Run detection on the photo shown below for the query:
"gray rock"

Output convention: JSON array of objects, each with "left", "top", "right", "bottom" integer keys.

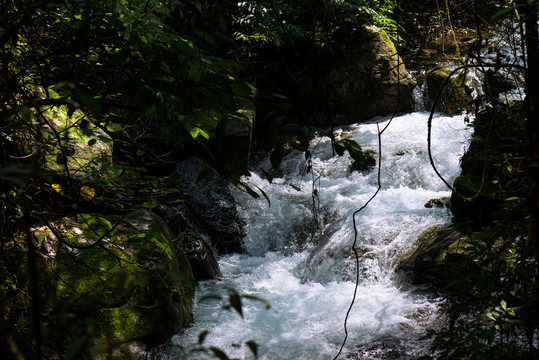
[
  {"left": 424, "top": 197, "right": 450, "bottom": 208},
  {"left": 156, "top": 204, "right": 221, "bottom": 280},
  {"left": 175, "top": 157, "right": 245, "bottom": 254}
]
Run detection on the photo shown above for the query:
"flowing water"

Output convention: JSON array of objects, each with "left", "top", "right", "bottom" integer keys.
[{"left": 167, "top": 112, "right": 472, "bottom": 359}]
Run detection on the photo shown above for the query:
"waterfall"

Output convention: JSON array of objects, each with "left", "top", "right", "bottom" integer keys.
[{"left": 167, "top": 112, "right": 471, "bottom": 359}]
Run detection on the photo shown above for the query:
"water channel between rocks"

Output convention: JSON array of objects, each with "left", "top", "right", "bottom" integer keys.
[{"left": 167, "top": 112, "right": 472, "bottom": 359}]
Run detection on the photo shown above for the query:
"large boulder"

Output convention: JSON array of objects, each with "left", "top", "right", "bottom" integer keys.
[
  {"left": 450, "top": 175, "right": 501, "bottom": 224},
  {"left": 25, "top": 210, "right": 195, "bottom": 359},
  {"left": 175, "top": 157, "right": 245, "bottom": 254},
  {"left": 322, "top": 25, "right": 415, "bottom": 124}
]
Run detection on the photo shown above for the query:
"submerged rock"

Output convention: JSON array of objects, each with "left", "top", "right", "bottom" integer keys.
[
  {"left": 175, "top": 157, "right": 245, "bottom": 254},
  {"left": 349, "top": 149, "right": 377, "bottom": 174}
]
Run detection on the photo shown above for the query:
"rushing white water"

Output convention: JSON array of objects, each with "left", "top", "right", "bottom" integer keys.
[{"left": 171, "top": 112, "right": 472, "bottom": 359}]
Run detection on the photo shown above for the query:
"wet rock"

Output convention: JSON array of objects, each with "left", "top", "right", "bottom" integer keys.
[
  {"left": 450, "top": 175, "right": 501, "bottom": 224},
  {"left": 156, "top": 204, "right": 221, "bottom": 280},
  {"left": 426, "top": 66, "right": 476, "bottom": 115},
  {"left": 424, "top": 197, "right": 450, "bottom": 208},
  {"left": 396, "top": 224, "right": 464, "bottom": 285},
  {"left": 484, "top": 69, "right": 517, "bottom": 99},
  {"left": 349, "top": 149, "right": 377, "bottom": 174},
  {"left": 175, "top": 157, "right": 245, "bottom": 254},
  {"left": 449, "top": 103, "right": 524, "bottom": 225},
  {"left": 214, "top": 101, "right": 256, "bottom": 171}
]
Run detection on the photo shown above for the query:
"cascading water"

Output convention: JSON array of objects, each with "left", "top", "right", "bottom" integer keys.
[{"left": 166, "top": 112, "right": 472, "bottom": 359}]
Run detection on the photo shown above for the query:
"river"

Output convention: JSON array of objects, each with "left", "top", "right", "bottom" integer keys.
[{"left": 163, "top": 111, "right": 471, "bottom": 359}]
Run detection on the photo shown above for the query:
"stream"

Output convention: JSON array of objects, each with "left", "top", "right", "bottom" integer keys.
[{"left": 165, "top": 112, "right": 472, "bottom": 359}]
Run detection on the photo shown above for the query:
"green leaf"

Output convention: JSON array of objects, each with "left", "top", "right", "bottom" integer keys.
[
  {"left": 244, "top": 184, "right": 260, "bottom": 199},
  {"left": 245, "top": 340, "right": 258, "bottom": 359},
  {"left": 343, "top": 139, "right": 365, "bottom": 163},
  {"left": 209, "top": 347, "right": 230, "bottom": 360},
  {"left": 216, "top": 118, "right": 228, "bottom": 149},
  {"left": 229, "top": 290, "right": 243, "bottom": 318},
  {"left": 259, "top": 168, "right": 273, "bottom": 184},
  {"left": 242, "top": 294, "right": 274, "bottom": 311},
  {"left": 189, "top": 126, "right": 210, "bottom": 140},
  {"left": 75, "top": 92, "right": 102, "bottom": 116},
  {"left": 230, "top": 81, "right": 254, "bottom": 98},
  {"left": 66, "top": 334, "right": 88, "bottom": 360},
  {"left": 491, "top": 5, "right": 520, "bottom": 20},
  {"left": 194, "top": 30, "right": 216, "bottom": 45},
  {"left": 169, "top": 270, "right": 194, "bottom": 282},
  {"left": 198, "top": 330, "right": 210, "bottom": 344},
  {"left": 334, "top": 142, "right": 345, "bottom": 156},
  {"left": 254, "top": 184, "right": 271, "bottom": 207},
  {"left": 106, "top": 122, "right": 123, "bottom": 132},
  {"left": 264, "top": 117, "right": 284, "bottom": 152},
  {"left": 270, "top": 141, "right": 284, "bottom": 169}
]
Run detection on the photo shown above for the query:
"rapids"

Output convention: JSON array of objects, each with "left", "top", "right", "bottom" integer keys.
[{"left": 167, "top": 112, "right": 472, "bottom": 359}]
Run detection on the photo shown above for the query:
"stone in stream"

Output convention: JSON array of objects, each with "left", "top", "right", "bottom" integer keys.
[{"left": 175, "top": 157, "right": 245, "bottom": 254}]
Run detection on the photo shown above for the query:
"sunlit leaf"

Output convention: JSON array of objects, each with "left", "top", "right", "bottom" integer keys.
[
  {"left": 52, "top": 183, "right": 64, "bottom": 195},
  {"left": 80, "top": 185, "right": 95, "bottom": 201}
]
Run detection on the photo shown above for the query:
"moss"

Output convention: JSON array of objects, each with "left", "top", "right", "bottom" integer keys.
[
  {"left": 34, "top": 87, "right": 113, "bottom": 178},
  {"left": 426, "top": 66, "right": 474, "bottom": 115},
  {"left": 30, "top": 211, "right": 195, "bottom": 359}
]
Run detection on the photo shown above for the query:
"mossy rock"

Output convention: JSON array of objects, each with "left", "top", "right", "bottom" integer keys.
[
  {"left": 426, "top": 66, "right": 475, "bottom": 115},
  {"left": 322, "top": 25, "right": 414, "bottom": 124},
  {"left": 30, "top": 210, "right": 195, "bottom": 359},
  {"left": 396, "top": 224, "right": 466, "bottom": 285},
  {"left": 449, "top": 103, "right": 525, "bottom": 225},
  {"left": 450, "top": 175, "right": 502, "bottom": 224}
]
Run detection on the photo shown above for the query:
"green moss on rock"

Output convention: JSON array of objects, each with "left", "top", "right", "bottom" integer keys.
[
  {"left": 396, "top": 224, "right": 466, "bottom": 285},
  {"left": 426, "top": 66, "right": 475, "bottom": 115},
  {"left": 30, "top": 210, "right": 195, "bottom": 359}
]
